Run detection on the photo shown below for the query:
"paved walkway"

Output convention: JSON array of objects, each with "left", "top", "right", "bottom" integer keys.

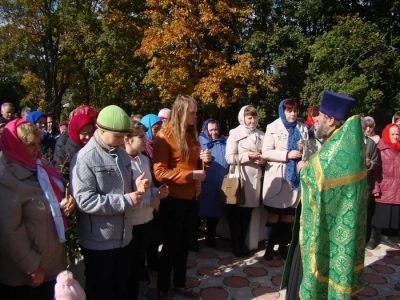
[{"left": 138, "top": 237, "right": 400, "bottom": 300}]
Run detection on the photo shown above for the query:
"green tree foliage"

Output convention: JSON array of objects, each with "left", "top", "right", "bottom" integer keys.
[
  {"left": 65, "top": 1, "right": 150, "bottom": 115},
  {"left": 0, "top": 0, "right": 399, "bottom": 126},
  {"left": 302, "top": 16, "right": 400, "bottom": 125}
]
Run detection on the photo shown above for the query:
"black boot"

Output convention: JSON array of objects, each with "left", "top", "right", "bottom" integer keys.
[
  {"left": 205, "top": 217, "right": 218, "bottom": 248},
  {"left": 189, "top": 217, "right": 201, "bottom": 252},
  {"left": 205, "top": 231, "right": 216, "bottom": 248},
  {"left": 381, "top": 235, "right": 400, "bottom": 249},
  {"left": 228, "top": 217, "right": 241, "bottom": 257},
  {"left": 263, "top": 223, "right": 277, "bottom": 261},
  {"left": 366, "top": 227, "right": 379, "bottom": 250}
]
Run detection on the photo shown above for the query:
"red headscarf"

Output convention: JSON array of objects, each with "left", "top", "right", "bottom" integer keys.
[
  {"left": 59, "top": 121, "right": 69, "bottom": 130},
  {"left": 68, "top": 114, "right": 95, "bottom": 147},
  {"left": 382, "top": 123, "right": 400, "bottom": 151},
  {"left": 69, "top": 105, "right": 97, "bottom": 121},
  {"left": 304, "top": 106, "right": 319, "bottom": 127},
  {"left": 0, "top": 119, "right": 65, "bottom": 219}
]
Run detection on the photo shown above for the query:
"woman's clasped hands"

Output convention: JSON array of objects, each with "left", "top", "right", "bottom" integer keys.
[{"left": 248, "top": 149, "right": 263, "bottom": 164}]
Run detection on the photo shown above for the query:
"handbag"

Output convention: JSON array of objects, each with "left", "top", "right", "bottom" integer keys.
[{"left": 220, "top": 156, "right": 245, "bottom": 205}]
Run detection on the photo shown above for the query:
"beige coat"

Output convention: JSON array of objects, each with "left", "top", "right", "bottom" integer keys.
[
  {"left": 226, "top": 125, "right": 265, "bottom": 208},
  {"left": 261, "top": 118, "right": 308, "bottom": 209},
  {"left": 0, "top": 155, "right": 66, "bottom": 286}
]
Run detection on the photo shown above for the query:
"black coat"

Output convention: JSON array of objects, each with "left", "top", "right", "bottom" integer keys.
[{"left": 53, "top": 136, "right": 81, "bottom": 180}]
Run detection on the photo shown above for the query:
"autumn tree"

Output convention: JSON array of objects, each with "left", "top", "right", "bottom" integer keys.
[
  {"left": 135, "top": 0, "right": 273, "bottom": 114},
  {"left": 0, "top": 0, "right": 104, "bottom": 119}
]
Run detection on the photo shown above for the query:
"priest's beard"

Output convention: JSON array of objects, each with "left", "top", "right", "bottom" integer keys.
[{"left": 315, "top": 119, "right": 330, "bottom": 140}]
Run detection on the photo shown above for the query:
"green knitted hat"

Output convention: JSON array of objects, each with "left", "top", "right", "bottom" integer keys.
[{"left": 96, "top": 105, "right": 130, "bottom": 135}]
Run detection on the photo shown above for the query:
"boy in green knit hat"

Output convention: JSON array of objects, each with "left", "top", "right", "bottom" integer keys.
[{"left": 71, "top": 105, "right": 148, "bottom": 300}]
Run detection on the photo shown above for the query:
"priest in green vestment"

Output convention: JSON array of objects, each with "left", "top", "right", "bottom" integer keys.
[{"left": 282, "top": 91, "right": 368, "bottom": 300}]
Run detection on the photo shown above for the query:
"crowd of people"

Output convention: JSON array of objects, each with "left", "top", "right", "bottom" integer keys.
[{"left": 0, "top": 92, "right": 399, "bottom": 300}]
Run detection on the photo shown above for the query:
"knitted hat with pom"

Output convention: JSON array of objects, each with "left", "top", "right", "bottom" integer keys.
[
  {"left": 54, "top": 270, "right": 86, "bottom": 300},
  {"left": 96, "top": 105, "right": 130, "bottom": 135}
]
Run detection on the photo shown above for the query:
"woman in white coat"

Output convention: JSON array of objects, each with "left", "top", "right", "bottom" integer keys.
[
  {"left": 261, "top": 99, "right": 308, "bottom": 260},
  {"left": 225, "top": 105, "right": 265, "bottom": 257}
]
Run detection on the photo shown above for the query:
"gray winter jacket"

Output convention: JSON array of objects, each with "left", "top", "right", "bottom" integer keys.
[{"left": 70, "top": 130, "right": 134, "bottom": 250}]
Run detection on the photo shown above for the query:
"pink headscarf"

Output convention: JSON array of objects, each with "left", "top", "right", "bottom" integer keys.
[{"left": 0, "top": 119, "right": 66, "bottom": 223}]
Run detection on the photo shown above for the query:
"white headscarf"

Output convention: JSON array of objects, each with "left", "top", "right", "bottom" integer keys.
[
  {"left": 238, "top": 105, "right": 258, "bottom": 134},
  {"left": 238, "top": 105, "right": 260, "bottom": 144}
]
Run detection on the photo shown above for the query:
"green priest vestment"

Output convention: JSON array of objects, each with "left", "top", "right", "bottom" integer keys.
[{"left": 298, "top": 115, "right": 368, "bottom": 299}]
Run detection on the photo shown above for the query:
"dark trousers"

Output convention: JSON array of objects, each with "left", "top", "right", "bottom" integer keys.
[
  {"left": 366, "top": 197, "right": 375, "bottom": 241},
  {"left": 226, "top": 205, "right": 253, "bottom": 252},
  {"left": 157, "top": 197, "right": 197, "bottom": 292},
  {"left": 81, "top": 242, "right": 133, "bottom": 300},
  {"left": 131, "top": 222, "right": 151, "bottom": 300},
  {"left": 0, "top": 280, "right": 55, "bottom": 300},
  {"left": 146, "top": 211, "right": 163, "bottom": 271}
]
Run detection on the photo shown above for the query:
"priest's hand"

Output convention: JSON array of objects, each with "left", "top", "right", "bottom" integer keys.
[{"left": 297, "top": 160, "right": 308, "bottom": 173}]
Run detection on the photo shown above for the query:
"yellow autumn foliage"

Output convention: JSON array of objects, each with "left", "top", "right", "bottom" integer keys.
[{"left": 135, "top": 0, "right": 273, "bottom": 106}]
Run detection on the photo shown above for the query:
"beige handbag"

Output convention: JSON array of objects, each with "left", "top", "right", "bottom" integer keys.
[{"left": 220, "top": 156, "right": 245, "bottom": 205}]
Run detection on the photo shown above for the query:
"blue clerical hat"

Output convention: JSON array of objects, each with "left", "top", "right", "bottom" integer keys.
[{"left": 319, "top": 91, "right": 355, "bottom": 121}]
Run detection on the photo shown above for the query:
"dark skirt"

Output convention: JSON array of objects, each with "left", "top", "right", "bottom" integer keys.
[
  {"left": 371, "top": 202, "right": 400, "bottom": 229},
  {"left": 264, "top": 205, "right": 296, "bottom": 216}
]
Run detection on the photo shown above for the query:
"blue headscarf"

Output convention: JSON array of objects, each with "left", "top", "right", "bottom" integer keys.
[
  {"left": 279, "top": 99, "right": 301, "bottom": 190},
  {"left": 26, "top": 111, "right": 50, "bottom": 142},
  {"left": 26, "top": 111, "right": 47, "bottom": 125},
  {"left": 140, "top": 114, "right": 161, "bottom": 140},
  {"left": 199, "top": 119, "right": 226, "bottom": 150}
]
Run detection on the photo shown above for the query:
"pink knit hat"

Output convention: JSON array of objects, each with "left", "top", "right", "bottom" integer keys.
[{"left": 54, "top": 270, "right": 86, "bottom": 300}]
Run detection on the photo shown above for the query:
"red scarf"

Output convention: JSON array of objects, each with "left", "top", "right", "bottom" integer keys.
[
  {"left": 304, "top": 106, "right": 318, "bottom": 128},
  {"left": 382, "top": 123, "right": 400, "bottom": 151},
  {"left": 0, "top": 119, "right": 67, "bottom": 226},
  {"left": 68, "top": 114, "right": 95, "bottom": 147}
]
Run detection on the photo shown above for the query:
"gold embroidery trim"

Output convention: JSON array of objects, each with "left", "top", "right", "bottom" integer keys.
[
  {"left": 312, "top": 153, "right": 367, "bottom": 191},
  {"left": 301, "top": 169, "right": 363, "bottom": 295}
]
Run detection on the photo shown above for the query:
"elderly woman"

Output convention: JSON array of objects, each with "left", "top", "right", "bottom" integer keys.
[
  {"left": 0, "top": 120, "right": 72, "bottom": 299},
  {"left": 364, "top": 116, "right": 380, "bottom": 144},
  {"left": 225, "top": 105, "right": 265, "bottom": 257},
  {"left": 197, "top": 119, "right": 230, "bottom": 248},
  {"left": 370, "top": 124, "right": 400, "bottom": 249},
  {"left": 262, "top": 99, "right": 308, "bottom": 260},
  {"left": 360, "top": 118, "right": 381, "bottom": 250}
]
